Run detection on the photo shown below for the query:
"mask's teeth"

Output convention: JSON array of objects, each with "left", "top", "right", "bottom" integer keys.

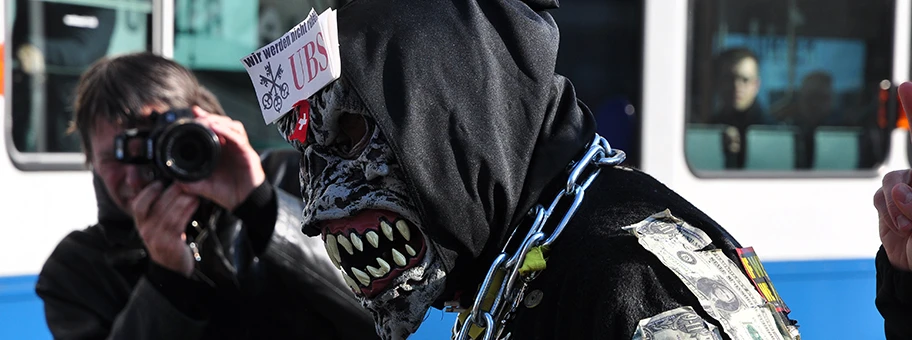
[
  {"left": 351, "top": 267, "right": 372, "bottom": 286},
  {"left": 366, "top": 231, "right": 380, "bottom": 248},
  {"left": 391, "top": 248, "right": 407, "bottom": 267},
  {"left": 381, "top": 221, "right": 395, "bottom": 241},
  {"left": 376, "top": 257, "right": 391, "bottom": 275},
  {"left": 337, "top": 234, "right": 354, "bottom": 255},
  {"left": 366, "top": 265, "right": 385, "bottom": 278},
  {"left": 325, "top": 234, "right": 342, "bottom": 268},
  {"left": 342, "top": 272, "right": 360, "bottom": 291},
  {"left": 395, "top": 220, "right": 411, "bottom": 241},
  {"left": 405, "top": 244, "right": 417, "bottom": 257},
  {"left": 350, "top": 232, "right": 364, "bottom": 252}
]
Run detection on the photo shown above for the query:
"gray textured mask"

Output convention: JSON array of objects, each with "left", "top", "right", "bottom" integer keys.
[{"left": 276, "top": 80, "right": 447, "bottom": 339}]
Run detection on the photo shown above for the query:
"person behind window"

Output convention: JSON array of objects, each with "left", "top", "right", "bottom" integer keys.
[
  {"left": 710, "top": 47, "right": 768, "bottom": 169},
  {"left": 34, "top": 52, "right": 379, "bottom": 340},
  {"left": 774, "top": 71, "right": 838, "bottom": 169},
  {"left": 11, "top": 0, "right": 117, "bottom": 152}
]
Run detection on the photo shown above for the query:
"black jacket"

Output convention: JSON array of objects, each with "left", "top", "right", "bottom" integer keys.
[
  {"left": 710, "top": 102, "right": 768, "bottom": 169},
  {"left": 507, "top": 165, "right": 777, "bottom": 339},
  {"left": 876, "top": 246, "right": 912, "bottom": 339},
  {"left": 35, "top": 150, "right": 379, "bottom": 339}
]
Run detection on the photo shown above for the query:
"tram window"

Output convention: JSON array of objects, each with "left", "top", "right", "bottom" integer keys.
[
  {"left": 8, "top": 0, "right": 152, "bottom": 155},
  {"left": 686, "top": 0, "right": 895, "bottom": 175},
  {"left": 172, "top": 0, "right": 339, "bottom": 153}
]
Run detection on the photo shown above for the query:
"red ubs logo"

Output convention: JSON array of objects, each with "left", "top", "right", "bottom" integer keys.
[{"left": 288, "top": 32, "right": 330, "bottom": 90}]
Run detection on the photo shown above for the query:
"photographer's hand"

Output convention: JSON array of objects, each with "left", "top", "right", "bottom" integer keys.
[
  {"left": 131, "top": 181, "right": 200, "bottom": 277},
  {"left": 178, "top": 107, "right": 267, "bottom": 211}
]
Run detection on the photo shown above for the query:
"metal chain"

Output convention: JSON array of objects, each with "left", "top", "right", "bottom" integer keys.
[{"left": 452, "top": 133, "right": 626, "bottom": 340}]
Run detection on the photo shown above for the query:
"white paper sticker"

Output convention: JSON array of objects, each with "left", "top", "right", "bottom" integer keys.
[{"left": 240, "top": 8, "right": 341, "bottom": 125}]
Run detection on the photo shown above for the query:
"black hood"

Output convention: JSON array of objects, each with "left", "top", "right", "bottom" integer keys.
[{"left": 336, "top": 0, "right": 597, "bottom": 293}]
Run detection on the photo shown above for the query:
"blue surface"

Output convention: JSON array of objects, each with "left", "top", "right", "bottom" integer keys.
[
  {"left": 0, "top": 275, "right": 52, "bottom": 340},
  {"left": 0, "top": 258, "right": 884, "bottom": 339},
  {"left": 763, "top": 258, "right": 883, "bottom": 340}
]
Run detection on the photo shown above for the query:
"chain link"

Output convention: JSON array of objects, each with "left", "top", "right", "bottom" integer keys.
[{"left": 452, "top": 134, "right": 626, "bottom": 340}]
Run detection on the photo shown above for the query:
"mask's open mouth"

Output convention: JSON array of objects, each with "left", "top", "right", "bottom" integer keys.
[{"left": 321, "top": 209, "right": 427, "bottom": 298}]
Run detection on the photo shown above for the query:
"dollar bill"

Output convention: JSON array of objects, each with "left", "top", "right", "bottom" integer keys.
[
  {"left": 632, "top": 306, "right": 723, "bottom": 340},
  {"left": 625, "top": 210, "right": 795, "bottom": 340},
  {"left": 623, "top": 210, "right": 713, "bottom": 251}
]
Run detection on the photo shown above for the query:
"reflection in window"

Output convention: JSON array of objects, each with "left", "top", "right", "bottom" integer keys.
[
  {"left": 173, "top": 0, "right": 338, "bottom": 153},
  {"left": 10, "top": 0, "right": 151, "bottom": 153},
  {"left": 686, "top": 0, "right": 894, "bottom": 172}
]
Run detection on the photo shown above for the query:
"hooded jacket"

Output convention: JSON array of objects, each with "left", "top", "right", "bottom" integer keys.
[
  {"left": 332, "top": 1, "right": 799, "bottom": 338},
  {"left": 34, "top": 149, "right": 379, "bottom": 340},
  {"left": 337, "top": 0, "right": 598, "bottom": 301}
]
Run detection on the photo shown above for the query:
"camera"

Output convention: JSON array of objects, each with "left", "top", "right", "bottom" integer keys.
[{"left": 114, "top": 108, "right": 221, "bottom": 183}]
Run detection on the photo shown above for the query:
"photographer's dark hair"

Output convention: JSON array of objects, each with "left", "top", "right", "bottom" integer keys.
[{"left": 70, "top": 52, "right": 226, "bottom": 162}]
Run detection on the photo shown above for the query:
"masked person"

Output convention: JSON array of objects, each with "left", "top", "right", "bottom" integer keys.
[
  {"left": 271, "top": 1, "right": 801, "bottom": 339},
  {"left": 34, "top": 52, "right": 379, "bottom": 340},
  {"left": 874, "top": 81, "right": 912, "bottom": 339}
]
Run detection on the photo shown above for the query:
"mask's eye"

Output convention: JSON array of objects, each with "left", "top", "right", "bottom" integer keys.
[{"left": 334, "top": 113, "right": 372, "bottom": 158}]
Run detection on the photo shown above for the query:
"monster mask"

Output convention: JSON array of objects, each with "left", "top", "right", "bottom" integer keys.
[
  {"left": 277, "top": 0, "right": 597, "bottom": 339},
  {"left": 277, "top": 80, "right": 447, "bottom": 338}
]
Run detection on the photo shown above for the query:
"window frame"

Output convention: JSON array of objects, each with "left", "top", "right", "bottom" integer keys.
[{"left": 4, "top": 0, "right": 164, "bottom": 171}]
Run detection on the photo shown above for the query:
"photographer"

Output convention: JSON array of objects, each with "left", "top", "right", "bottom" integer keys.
[{"left": 34, "top": 52, "right": 378, "bottom": 339}]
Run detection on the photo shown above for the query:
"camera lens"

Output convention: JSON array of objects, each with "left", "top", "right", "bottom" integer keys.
[
  {"left": 174, "top": 137, "right": 203, "bottom": 168},
  {"left": 157, "top": 122, "right": 220, "bottom": 182}
]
